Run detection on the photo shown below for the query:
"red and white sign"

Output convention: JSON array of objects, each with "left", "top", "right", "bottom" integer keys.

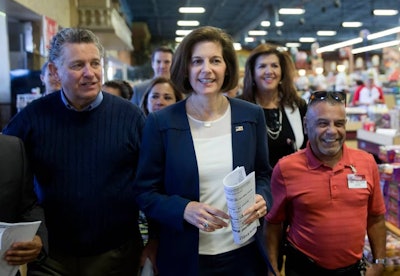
[{"left": 41, "top": 16, "right": 58, "bottom": 57}]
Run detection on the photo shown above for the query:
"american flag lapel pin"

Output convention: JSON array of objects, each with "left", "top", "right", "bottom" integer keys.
[{"left": 235, "top": 126, "right": 244, "bottom": 132}]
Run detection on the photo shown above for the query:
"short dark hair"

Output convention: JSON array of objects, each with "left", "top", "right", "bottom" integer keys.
[
  {"left": 48, "top": 28, "right": 104, "bottom": 68},
  {"left": 151, "top": 46, "right": 174, "bottom": 62},
  {"left": 103, "top": 80, "right": 133, "bottom": 100},
  {"left": 170, "top": 26, "right": 239, "bottom": 95}
]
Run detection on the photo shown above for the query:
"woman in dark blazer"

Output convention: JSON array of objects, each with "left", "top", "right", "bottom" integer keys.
[{"left": 134, "top": 26, "right": 274, "bottom": 275}]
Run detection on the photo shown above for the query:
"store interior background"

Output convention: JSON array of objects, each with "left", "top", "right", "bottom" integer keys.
[{"left": 1, "top": 0, "right": 400, "bottom": 273}]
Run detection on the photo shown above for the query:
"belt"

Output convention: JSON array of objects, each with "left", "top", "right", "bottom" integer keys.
[{"left": 285, "top": 242, "right": 362, "bottom": 276}]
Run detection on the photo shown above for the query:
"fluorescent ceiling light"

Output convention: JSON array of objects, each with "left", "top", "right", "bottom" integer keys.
[
  {"left": 352, "top": 40, "right": 400, "bottom": 54},
  {"left": 175, "top": 30, "right": 192, "bottom": 36},
  {"left": 367, "top": 26, "right": 400, "bottom": 40},
  {"left": 279, "top": 8, "right": 305, "bottom": 15},
  {"left": 178, "top": 7, "right": 205, "bottom": 13},
  {"left": 175, "top": 37, "right": 184, "bottom": 43},
  {"left": 315, "top": 67, "right": 324, "bottom": 74},
  {"left": 337, "top": 64, "right": 346, "bottom": 72},
  {"left": 233, "top": 43, "right": 242, "bottom": 51},
  {"left": 299, "top": 37, "right": 316, "bottom": 43},
  {"left": 260, "top": 21, "right": 271, "bottom": 27},
  {"left": 245, "top": 37, "right": 255, "bottom": 42},
  {"left": 298, "top": 69, "right": 306, "bottom": 76},
  {"left": 275, "top": 21, "right": 284, "bottom": 27},
  {"left": 373, "top": 9, "right": 398, "bottom": 16},
  {"left": 248, "top": 30, "right": 267, "bottom": 36},
  {"left": 342, "top": 22, "right": 363, "bottom": 28},
  {"left": 316, "top": 37, "right": 363, "bottom": 53},
  {"left": 317, "top": 30, "right": 337, "bottom": 36},
  {"left": 177, "top": 20, "right": 199, "bottom": 26},
  {"left": 286, "top": 42, "right": 301, "bottom": 48}
]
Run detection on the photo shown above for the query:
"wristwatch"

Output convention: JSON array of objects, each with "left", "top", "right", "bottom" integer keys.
[{"left": 373, "top": 258, "right": 386, "bottom": 265}]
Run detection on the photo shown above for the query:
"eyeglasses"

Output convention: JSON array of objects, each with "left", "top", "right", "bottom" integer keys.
[{"left": 308, "top": 91, "right": 346, "bottom": 106}]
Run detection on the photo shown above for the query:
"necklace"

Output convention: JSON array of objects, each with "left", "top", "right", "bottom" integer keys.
[
  {"left": 187, "top": 96, "right": 227, "bottom": 125},
  {"left": 266, "top": 108, "right": 282, "bottom": 140}
]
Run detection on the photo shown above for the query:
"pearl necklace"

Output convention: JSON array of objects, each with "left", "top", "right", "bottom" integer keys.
[{"left": 266, "top": 108, "right": 282, "bottom": 140}]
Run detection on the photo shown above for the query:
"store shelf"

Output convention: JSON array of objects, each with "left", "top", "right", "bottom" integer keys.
[
  {"left": 384, "top": 222, "right": 400, "bottom": 275},
  {"left": 357, "top": 129, "right": 400, "bottom": 156},
  {"left": 387, "top": 222, "right": 400, "bottom": 237}
]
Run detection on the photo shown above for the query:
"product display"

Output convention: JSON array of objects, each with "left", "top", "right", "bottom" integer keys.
[
  {"left": 364, "top": 229, "right": 400, "bottom": 271},
  {"left": 373, "top": 156, "right": 400, "bottom": 274}
]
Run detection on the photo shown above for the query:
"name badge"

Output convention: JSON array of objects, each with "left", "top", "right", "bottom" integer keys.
[{"left": 347, "top": 174, "right": 367, "bottom": 188}]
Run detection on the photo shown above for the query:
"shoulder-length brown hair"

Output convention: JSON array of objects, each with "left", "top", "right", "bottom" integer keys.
[
  {"left": 170, "top": 26, "right": 239, "bottom": 95},
  {"left": 242, "top": 43, "right": 301, "bottom": 110}
]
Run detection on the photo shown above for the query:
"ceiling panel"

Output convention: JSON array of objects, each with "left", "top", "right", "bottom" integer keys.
[{"left": 119, "top": 0, "right": 400, "bottom": 50}]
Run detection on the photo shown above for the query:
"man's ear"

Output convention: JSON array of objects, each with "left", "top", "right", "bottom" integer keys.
[{"left": 48, "top": 62, "right": 60, "bottom": 82}]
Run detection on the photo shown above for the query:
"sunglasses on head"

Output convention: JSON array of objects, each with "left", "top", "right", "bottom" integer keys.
[{"left": 308, "top": 91, "right": 346, "bottom": 106}]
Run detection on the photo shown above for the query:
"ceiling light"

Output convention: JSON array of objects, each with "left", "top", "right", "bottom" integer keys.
[
  {"left": 275, "top": 21, "right": 284, "bottom": 27},
  {"left": 337, "top": 64, "right": 346, "bottom": 72},
  {"left": 177, "top": 20, "right": 199, "bottom": 27},
  {"left": 316, "top": 37, "right": 363, "bottom": 53},
  {"left": 315, "top": 67, "right": 324, "bottom": 75},
  {"left": 342, "top": 22, "right": 363, "bottom": 28},
  {"left": 317, "top": 30, "right": 337, "bottom": 36},
  {"left": 373, "top": 9, "right": 398, "bottom": 16},
  {"left": 367, "top": 26, "right": 400, "bottom": 40},
  {"left": 248, "top": 30, "right": 267, "bottom": 36},
  {"left": 175, "top": 30, "right": 192, "bottom": 36},
  {"left": 178, "top": 7, "right": 205, "bottom": 13},
  {"left": 286, "top": 42, "right": 301, "bottom": 48},
  {"left": 260, "top": 21, "right": 271, "bottom": 27},
  {"left": 298, "top": 69, "right": 306, "bottom": 76},
  {"left": 352, "top": 40, "right": 400, "bottom": 54},
  {"left": 278, "top": 8, "right": 305, "bottom": 15},
  {"left": 245, "top": 37, "right": 255, "bottom": 42},
  {"left": 299, "top": 37, "right": 316, "bottom": 43},
  {"left": 175, "top": 37, "right": 184, "bottom": 43},
  {"left": 233, "top": 43, "right": 242, "bottom": 51}
]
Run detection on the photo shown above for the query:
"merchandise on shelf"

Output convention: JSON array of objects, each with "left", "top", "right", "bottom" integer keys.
[
  {"left": 379, "top": 163, "right": 400, "bottom": 227},
  {"left": 364, "top": 229, "right": 400, "bottom": 271}
]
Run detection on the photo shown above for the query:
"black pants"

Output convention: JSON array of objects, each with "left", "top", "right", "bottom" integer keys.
[
  {"left": 285, "top": 243, "right": 362, "bottom": 276},
  {"left": 27, "top": 237, "right": 143, "bottom": 276},
  {"left": 199, "top": 242, "right": 268, "bottom": 276}
]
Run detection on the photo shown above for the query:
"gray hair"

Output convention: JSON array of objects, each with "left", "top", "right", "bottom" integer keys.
[{"left": 48, "top": 28, "right": 104, "bottom": 67}]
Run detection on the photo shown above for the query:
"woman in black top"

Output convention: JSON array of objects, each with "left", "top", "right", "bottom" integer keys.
[{"left": 239, "top": 43, "right": 307, "bottom": 167}]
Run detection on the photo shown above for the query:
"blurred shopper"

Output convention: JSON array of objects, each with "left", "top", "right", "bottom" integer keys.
[
  {"left": 102, "top": 79, "right": 133, "bottom": 100},
  {"left": 131, "top": 46, "right": 174, "bottom": 105},
  {"left": 352, "top": 73, "right": 385, "bottom": 106},
  {"left": 3, "top": 28, "right": 146, "bottom": 276},
  {"left": 40, "top": 61, "right": 61, "bottom": 95}
]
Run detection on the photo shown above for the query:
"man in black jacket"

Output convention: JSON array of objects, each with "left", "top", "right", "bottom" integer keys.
[{"left": 0, "top": 134, "right": 45, "bottom": 273}]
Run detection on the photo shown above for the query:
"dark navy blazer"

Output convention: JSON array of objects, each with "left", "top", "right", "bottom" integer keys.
[{"left": 135, "top": 97, "right": 273, "bottom": 275}]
